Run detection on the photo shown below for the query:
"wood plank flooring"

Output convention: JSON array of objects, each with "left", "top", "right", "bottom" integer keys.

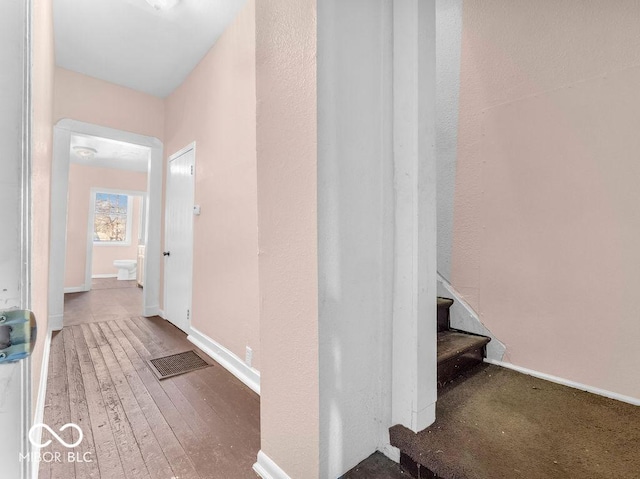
[
  {"left": 41, "top": 281, "right": 260, "bottom": 479},
  {"left": 63, "top": 279, "right": 142, "bottom": 327}
]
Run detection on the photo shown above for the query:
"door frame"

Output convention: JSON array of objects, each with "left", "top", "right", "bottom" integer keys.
[
  {"left": 48, "top": 120, "right": 164, "bottom": 330},
  {"left": 162, "top": 142, "right": 196, "bottom": 333},
  {"left": 0, "top": 0, "right": 32, "bottom": 477},
  {"left": 85, "top": 188, "right": 147, "bottom": 288},
  {"left": 390, "top": 0, "right": 437, "bottom": 434}
]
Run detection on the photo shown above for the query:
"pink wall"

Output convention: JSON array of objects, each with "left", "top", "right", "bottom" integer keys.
[
  {"left": 256, "top": 0, "right": 319, "bottom": 476},
  {"left": 163, "top": 0, "right": 260, "bottom": 369},
  {"left": 92, "top": 196, "right": 142, "bottom": 276},
  {"left": 64, "top": 164, "right": 147, "bottom": 288},
  {"left": 452, "top": 0, "right": 640, "bottom": 399},
  {"left": 54, "top": 67, "right": 164, "bottom": 139},
  {"left": 32, "top": 0, "right": 55, "bottom": 413}
]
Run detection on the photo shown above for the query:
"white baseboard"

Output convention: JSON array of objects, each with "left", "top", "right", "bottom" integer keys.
[
  {"left": 49, "top": 313, "right": 63, "bottom": 331},
  {"left": 64, "top": 285, "right": 88, "bottom": 294},
  {"left": 187, "top": 326, "right": 260, "bottom": 395},
  {"left": 253, "top": 451, "right": 291, "bottom": 479},
  {"left": 32, "top": 329, "right": 52, "bottom": 479},
  {"left": 484, "top": 358, "right": 640, "bottom": 406},
  {"left": 379, "top": 444, "right": 400, "bottom": 463},
  {"left": 91, "top": 273, "right": 117, "bottom": 279},
  {"left": 144, "top": 305, "right": 161, "bottom": 318},
  {"left": 412, "top": 401, "right": 436, "bottom": 433}
]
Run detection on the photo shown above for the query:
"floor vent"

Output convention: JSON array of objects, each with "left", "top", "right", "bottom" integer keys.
[{"left": 147, "top": 350, "right": 211, "bottom": 379}]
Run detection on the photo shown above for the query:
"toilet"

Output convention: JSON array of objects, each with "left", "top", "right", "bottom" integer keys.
[{"left": 113, "top": 259, "right": 137, "bottom": 280}]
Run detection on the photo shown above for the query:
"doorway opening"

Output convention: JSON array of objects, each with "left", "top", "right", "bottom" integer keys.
[
  {"left": 64, "top": 185, "right": 146, "bottom": 327},
  {"left": 48, "top": 120, "right": 164, "bottom": 331}
]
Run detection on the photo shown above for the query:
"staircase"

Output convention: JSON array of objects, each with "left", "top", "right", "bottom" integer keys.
[
  {"left": 388, "top": 299, "right": 640, "bottom": 479},
  {"left": 390, "top": 297, "right": 491, "bottom": 479},
  {"left": 437, "top": 297, "right": 490, "bottom": 387}
]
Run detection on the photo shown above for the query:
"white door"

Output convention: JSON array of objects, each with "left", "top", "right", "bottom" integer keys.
[
  {"left": 163, "top": 146, "right": 196, "bottom": 332},
  {"left": 1, "top": 0, "right": 32, "bottom": 478}
]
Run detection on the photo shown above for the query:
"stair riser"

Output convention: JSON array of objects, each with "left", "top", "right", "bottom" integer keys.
[
  {"left": 437, "top": 346, "right": 486, "bottom": 387},
  {"left": 437, "top": 305, "right": 450, "bottom": 332},
  {"left": 400, "top": 453, "right": 443, "bottom": 479}
]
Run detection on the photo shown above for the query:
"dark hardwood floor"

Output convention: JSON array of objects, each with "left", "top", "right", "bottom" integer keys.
[
  {"left": 40, "top": 280, "right": 260, "bottom": 479},
  {"left": 63, "top": 279, "right": 142, "bottom": 327}
]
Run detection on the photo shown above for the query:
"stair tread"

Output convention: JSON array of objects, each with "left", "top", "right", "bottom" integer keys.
[
  {"left": 437, "top": 331, "right": 490, "bottom": 364},
  {"left": 437, "top": 297, "right": 454, "bottom": 308}
]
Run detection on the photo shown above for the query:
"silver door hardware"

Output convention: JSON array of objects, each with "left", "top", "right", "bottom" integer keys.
[{"left": 0, "top": 309, "right": 36, "bottom": 364}]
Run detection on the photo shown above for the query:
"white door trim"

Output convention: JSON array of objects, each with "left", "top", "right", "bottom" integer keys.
[
  {"left": 167, "top": 141, "right": 196, "bottom": 164},
  {"left": 163, "top": 142, "right": 196, "bottom": 332},
  {"left": 49, "top": 120, "right": 164, "bottom": 330},
  {"left": 391, "top": 0, "right": 437, "bottom": 433},
  {"left": 0, "top": 0, "right": 32, "bottom": 477},
  {"left": 22, "top": 1, "right": 33, "bottom": 475},
  {"left": 84, "top": 188, "right": 146, "bottom": 290}
]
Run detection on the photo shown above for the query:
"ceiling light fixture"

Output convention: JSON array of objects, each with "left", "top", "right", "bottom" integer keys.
[
  {"left": 73, "top": 146, "right": 98, "bottom": 159},
  {"left": 145, "top": 0, "right": 181, "bottom": 11}
]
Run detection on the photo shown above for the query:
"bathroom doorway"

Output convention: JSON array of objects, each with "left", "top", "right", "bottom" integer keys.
[
  {"left": 48, "top": 121, "right": 164, "bottom": 330},
  {"left": 87, "top": 188, "right": 146, "bottom": 286},
  {"left": 63, "top": 137, "right": 149, "bottom": 327}
]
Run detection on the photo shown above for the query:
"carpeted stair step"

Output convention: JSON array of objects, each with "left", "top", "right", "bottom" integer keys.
[
  {"left": 437, "top": 330, "right": 490, "bottom": 387},
  {"left": 437, "top": 297, "right": 454, "bottom": 332}
]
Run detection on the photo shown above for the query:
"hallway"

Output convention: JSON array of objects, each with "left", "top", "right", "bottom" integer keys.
[
  {"left": 63, "top": 279, "right": 141, "bottom": 327},
  {"left": 41, "top": 282, "right": 260, "bottom": 479}
]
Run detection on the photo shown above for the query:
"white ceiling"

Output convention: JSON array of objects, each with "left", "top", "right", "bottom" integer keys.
[
  {"left": 70, "top": 133, "right": 151, "bottom": 172},
  {"left": 54, "top": 0, "right": 247, "bottom": 98}
]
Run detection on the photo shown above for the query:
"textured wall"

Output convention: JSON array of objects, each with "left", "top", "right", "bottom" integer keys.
[
  {"left": 256, "top": 0, "right": 319, "bottom": 476},
  {"left": 64, "top": 164, "right": 147, "bottom": 287},
  {"left": 54, "top": 67, "right": 164, "bottom": 140},
  {"left": 452, "top": 0, "right": 640, "bottom": 399},
  {"left": 163, "top": 0, "right": 260, "bottom": 369},
  {"left": 435, "top": 0, "right": 463, "bottom": 281}
]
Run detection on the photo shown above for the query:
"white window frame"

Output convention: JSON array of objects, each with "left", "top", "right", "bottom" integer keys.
[{"left": 90, "top": 188, "right": 136, "bottom": 247}]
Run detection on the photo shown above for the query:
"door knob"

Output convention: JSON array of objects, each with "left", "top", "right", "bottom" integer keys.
[
  {"left": 0, "top": 310, "right": 37, "bottom": 364},
  {"left": 163, "top": 251, "right": 171, "bottom": 257}
]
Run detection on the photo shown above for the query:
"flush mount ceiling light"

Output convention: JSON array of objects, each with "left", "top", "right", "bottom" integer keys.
[
  {"left": 73, "top": 146, "right": 97, "bottom": 159},
  {"left": 145, "top": 0, "right": 181, "bottom": 11}
]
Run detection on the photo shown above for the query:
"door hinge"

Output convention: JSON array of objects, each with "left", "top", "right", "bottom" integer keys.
[
  {"left": 190, "top": 165, "right": 194, "bottom": 175},
  {"left": 0, "top": 309, "right": 37, "bottom": 363},
  {"left": 187, "top": 309, "right": 190, "bottom": 320}
]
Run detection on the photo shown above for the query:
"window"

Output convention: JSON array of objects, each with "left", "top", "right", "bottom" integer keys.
[{"left": 93, "top": 192, "right": 131, "bottom": 245}]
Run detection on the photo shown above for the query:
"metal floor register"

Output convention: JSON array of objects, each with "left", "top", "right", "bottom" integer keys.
[{"left": 147, "top": 350, "right": 211, "bottom": 379}]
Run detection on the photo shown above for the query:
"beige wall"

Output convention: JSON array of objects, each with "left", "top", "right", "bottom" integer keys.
[
  {"left": 32, "top": 0, "right": 55, "bottom": 414},
  {"left": 64, "top": 164, "right": 147, "bottom": 288},
  {"left": 452, "top": 0, "right": 640, "bottom": 399},
  {"left": 256, "top": 0, "right": 319, "bottom": 476},
  {"left": 54, "top": 67, "right": 164, "bottom": 139},
  {"left": 163, "top": 0, "right": 260, "bottom": 368}
]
